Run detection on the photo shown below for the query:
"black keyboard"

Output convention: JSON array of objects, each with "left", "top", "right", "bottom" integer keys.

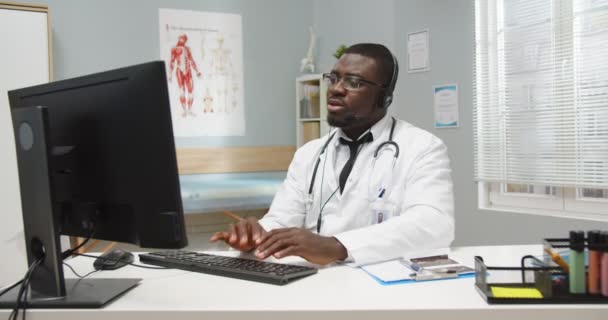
[{"left": 139, "top": 250, "right": 318, "bottom": 285}]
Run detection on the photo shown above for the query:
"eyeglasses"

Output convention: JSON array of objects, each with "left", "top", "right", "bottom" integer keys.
[{"left": 322, "top": 73, "right": 386, "bottom": 91}]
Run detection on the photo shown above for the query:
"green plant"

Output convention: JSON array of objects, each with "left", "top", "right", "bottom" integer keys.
[{"left": 333, "top": 44, "right": 348, "bottom": 59}]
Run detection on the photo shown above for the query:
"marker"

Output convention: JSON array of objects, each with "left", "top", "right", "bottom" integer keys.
[
  {"left": 601, "top": 231, "right": 608, "bottom": 297},
  {"left": 569, "top": 230, "right": 586, "bottom": 294},
  {"left": 587, "top": 230, "right": 601, "bottom": 295}
]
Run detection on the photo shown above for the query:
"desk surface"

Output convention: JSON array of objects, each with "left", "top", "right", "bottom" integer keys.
[{"left": 2, "top": 245, "right": 607, "bottom": 320}]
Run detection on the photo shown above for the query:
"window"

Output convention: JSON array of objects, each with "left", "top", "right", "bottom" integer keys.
[{"left": 474, "top": 0, "right": 608, "bottom": 221}]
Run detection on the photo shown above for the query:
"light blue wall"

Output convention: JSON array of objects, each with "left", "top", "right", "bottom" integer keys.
[
  {"left": 17, "top": 0, "right": 608, "bottom": 244},
  {"left": 393, "top": 0, "right": 608, "bottom": 245},
  {"left": 22, "top": 0, "right": 313, "bottom": 147},
  {"left": 314, "top": 0, "right": 608, "bottom": 245},
  {"left": 313, "top": 0, "right": 396, "bottom": 73}
]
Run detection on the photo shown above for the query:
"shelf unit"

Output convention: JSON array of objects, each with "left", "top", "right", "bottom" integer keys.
[{"left": 296, "top": 74, "right": 329, "bottom": 147}]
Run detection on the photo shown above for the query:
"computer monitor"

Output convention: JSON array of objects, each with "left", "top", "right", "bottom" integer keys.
[{"left": 0, "top": 61, "right": 187, "bottom": 308}]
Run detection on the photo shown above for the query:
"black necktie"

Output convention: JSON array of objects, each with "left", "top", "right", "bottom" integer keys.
[{"left": 338, "top": 132, "right": 373, "bottom": 193}]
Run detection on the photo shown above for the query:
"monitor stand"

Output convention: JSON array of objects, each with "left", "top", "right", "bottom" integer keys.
[
  {"left": 0, "top": 278, "right": 141, "bottom": 308},
  {"left": 0, "top": 106, "right": 140, "bottom": 309}
]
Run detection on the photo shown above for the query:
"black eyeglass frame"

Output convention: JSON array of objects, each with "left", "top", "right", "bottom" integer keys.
[{"left": 322, "top": 72, "right": 387, "bottom": 90}]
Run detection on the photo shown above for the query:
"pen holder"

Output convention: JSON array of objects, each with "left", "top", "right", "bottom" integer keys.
[
  {"left": 474, "top": 255, "right": 562, "bottom": 304},
  {"left": 475, "top": 238, "right": 608, "bottom": 304}
]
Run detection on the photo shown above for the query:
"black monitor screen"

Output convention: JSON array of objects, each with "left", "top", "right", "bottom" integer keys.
[
  {"left": 9, "top": 61, "right": 187, "bottom": 249},
  {"left": 2, "top": 61, "right": 187, "bottom": 308}
]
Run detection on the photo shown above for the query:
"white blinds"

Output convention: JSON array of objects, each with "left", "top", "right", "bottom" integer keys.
[{"left": 474, "top": 0, "right": 608, "bottom": 188}]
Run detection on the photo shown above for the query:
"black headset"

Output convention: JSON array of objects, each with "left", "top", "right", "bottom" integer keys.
[{"left": 379, "top": 53, "right": 399, "bottom": 109}]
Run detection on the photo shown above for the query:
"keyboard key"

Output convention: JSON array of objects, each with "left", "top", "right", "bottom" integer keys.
[{"left": 139, "top": 250, "right": 317, "bottom": 285}]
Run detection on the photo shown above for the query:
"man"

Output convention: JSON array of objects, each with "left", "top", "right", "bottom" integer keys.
[
  {"left": 168, "top": 34, "right": 202, "bottom": 117},
  {"left": 211, "top": 43, "right": 454, "bottom": 266}
]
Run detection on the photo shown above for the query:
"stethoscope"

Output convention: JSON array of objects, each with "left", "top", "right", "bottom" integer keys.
[{"left": 307, "top": 117, "right": 400, "bottom": 233}]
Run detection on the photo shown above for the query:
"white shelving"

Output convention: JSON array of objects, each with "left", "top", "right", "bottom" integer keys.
[{"left": 296, "top": 74, "right": 329, "bottom": 147}]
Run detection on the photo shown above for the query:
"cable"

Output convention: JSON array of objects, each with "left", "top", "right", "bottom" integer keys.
[
  {"left": 61, "top": 228, "right": 95, "bottom": 260},
  {"left": 9, "top": 258, "right": 43, "bottom": 320},
  {"left": 0, "top": 280, "right": 23, "bottom": 298},
  {"left": 72, "top": 253, "right": 169, "bottom": 270},
  {"left": 316, "top": 131, "right": 334, "bottom": 233},
  {"left": 316, "top": 133, "right": 370, "bottom": 233},
  {"left": 17, "top": 258, "right": 42, "bottom": 320},
  {"left": 5, "top": 220, "right": 93, "bottom": 318},
  {"left": 63, "top": 262, "right": 99, "bottom": 279},
  {"left": 9, "top": 260, "right": 37, "bottom": 320},
  {"left": 21, "top": 278, "right": 29, "bottom": 320}
]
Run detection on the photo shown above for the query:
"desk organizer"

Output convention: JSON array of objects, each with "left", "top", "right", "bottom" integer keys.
[{"left": 474, "top": 238, "right": 608, "bottom": 304}]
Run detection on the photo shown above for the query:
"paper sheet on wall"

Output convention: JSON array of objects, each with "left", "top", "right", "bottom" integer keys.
[
  {"left": 407, "top": 29, "right": 430, "bottom": 73},
  {"left": 159, "top": 9, "right": 245, "bottom": 137},
  {"left": 433, "top": 84, "right": 459, "bottom": 128}
]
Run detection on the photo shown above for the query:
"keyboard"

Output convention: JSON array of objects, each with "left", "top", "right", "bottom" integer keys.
[{"left": 139, "top": 250, "right": 318, "bottom": 285}]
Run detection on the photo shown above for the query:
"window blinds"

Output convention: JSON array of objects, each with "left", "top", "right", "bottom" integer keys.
[{"left": 474, "top": 0, "right": 608, "bottom": 188}]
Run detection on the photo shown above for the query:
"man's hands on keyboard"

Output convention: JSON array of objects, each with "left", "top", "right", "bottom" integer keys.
[
  {"left": 209, "top": 217, "right": 266, "bottom": 252},
  {"left": 253, "top": 228, "right": 348, "bottom": 265},
  {"left": 139, "top": 250, "right": 318, "bottom": 285},
  {"left": 209, "top": 217, "right": 348, "bottom": 266}
]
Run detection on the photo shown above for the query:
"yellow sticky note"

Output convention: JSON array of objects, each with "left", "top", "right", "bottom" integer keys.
[{"left": 490, "top": 286, "right": 543, "bottom": 299}]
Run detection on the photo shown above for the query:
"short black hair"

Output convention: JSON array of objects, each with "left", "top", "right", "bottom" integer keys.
[{"left": 343, "top": 43, "right": 398, "bottom": 90}]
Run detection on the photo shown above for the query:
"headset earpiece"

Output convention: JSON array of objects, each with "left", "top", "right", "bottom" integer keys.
[{"left": 379, "top": 53, "right": 399, "bottom": 109}]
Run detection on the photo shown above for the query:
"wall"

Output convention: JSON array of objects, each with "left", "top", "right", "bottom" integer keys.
[
  {"left": 314, "top": 0, "right": 608, "bottom": 246},
  {"left": 312, "top": 0, "right": 396, "bottom": 73},
  {"left": 19, "top": 0, "right": 312, "bottom": 147},
  {"left": 395, "top": 0, "right": 608, "bottom": 245},
  {"left": 1, "top": 0, "right": 312, "bottom": 282},
  {"left": 7, "top": 0, "right": 607, "bottom": 248}
]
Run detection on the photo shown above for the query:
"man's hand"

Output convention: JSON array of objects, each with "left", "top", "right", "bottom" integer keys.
[
  {"left": 209, "top": 217, "right": 266, "bottom": 252},
  {"left": 254, "top": 228, "right": 347, "bottom": 265}
]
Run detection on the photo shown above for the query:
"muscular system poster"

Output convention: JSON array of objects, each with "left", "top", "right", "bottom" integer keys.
[{"left": 159, "top": 9, "right": 245, "bottom": 137}]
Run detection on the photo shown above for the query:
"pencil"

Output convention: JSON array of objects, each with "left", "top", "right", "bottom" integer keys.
[
  {"left": 544, "top": 247, "right": 570, "bottom": 273},
  {"left": 222, "top": 210, "right": 243, "bottom": 222}
]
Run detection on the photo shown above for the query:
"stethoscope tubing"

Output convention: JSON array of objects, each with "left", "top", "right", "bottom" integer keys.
[{"left": 308, "top": 117, "right": 398, "bottom": 195}]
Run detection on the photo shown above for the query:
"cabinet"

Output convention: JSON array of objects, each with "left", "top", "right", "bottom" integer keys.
[
  {"left": 295, "top": 74, "right": 330, "bottom": 147},
  {"left": 0, "top": 2, "right": 51, "bottom": 287}
]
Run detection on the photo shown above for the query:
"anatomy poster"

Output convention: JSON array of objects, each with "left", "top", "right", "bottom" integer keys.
[{"left": 159, "top": 9, "right": 245, "bottom": 136}]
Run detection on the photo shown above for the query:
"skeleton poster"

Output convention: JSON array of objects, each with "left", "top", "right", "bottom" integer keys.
[{"left": 159, "top": 9, "right": 245, "bottom": 137}]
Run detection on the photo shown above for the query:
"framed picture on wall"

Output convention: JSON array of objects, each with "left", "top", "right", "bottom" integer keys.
[
  {"left": 433, "top": 83, "right": 459, "bottom": 128},
  {"left": 407, "top": 29, "right": 430, "bottom": 73}
]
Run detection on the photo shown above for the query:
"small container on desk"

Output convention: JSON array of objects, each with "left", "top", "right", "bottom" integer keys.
[{"left": 474, "top": 238, "right": 608, "bottom": 304}]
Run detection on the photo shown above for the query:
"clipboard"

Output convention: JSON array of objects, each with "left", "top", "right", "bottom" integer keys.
[
  {"left": 362, "top": 267, "right": 475, "bottom": 286},
  {"left": 360, "top": 252, "right": 475, "bottom": 286}
]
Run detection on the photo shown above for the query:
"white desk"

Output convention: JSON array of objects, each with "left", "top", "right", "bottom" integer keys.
[{"left": 2, "top": 245, "right": 607, "bottom": 320}]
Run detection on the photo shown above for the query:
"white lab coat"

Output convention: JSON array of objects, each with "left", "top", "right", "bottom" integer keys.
[{"left": 259, "top": 114, "right": 454, "bottom": 266}]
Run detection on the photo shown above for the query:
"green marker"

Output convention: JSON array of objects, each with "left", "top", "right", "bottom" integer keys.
[{"left": 569, "top": 230, "right": 586, "bottom": 294}]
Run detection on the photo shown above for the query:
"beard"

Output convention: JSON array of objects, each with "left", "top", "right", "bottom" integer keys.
[{"left": 327, "top": 113, "right": 354, "bottom": 128}]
